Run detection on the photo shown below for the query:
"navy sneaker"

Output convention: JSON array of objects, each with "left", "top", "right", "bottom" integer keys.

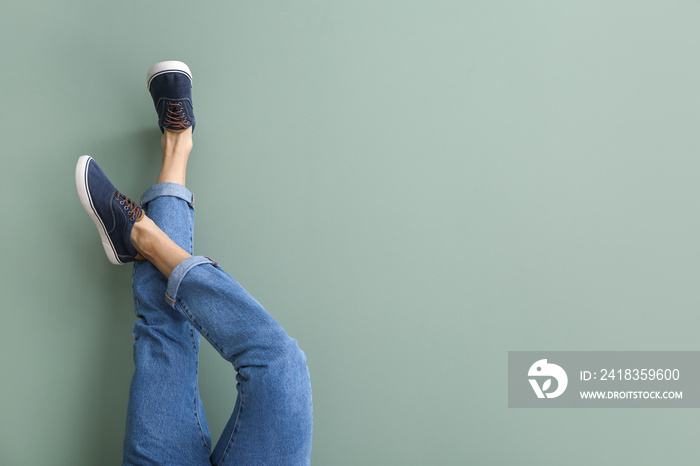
[
  {"left": 147, "top": 61, "right": 195, "bottom": 133},
  {"left": 75, "top": 155, "right": 143, "bottom": 265}
]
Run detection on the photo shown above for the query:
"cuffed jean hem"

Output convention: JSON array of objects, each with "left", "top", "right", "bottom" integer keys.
[
  {"left": 141, "top": 182, "right": 195, "bottom": 207},
  {"left": 166, "top": 255, "right": 216, "bottom": 305}
]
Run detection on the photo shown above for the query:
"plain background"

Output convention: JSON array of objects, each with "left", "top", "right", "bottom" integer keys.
[{"left": 2, "top": 1, "right": 700, "bottom": 464}]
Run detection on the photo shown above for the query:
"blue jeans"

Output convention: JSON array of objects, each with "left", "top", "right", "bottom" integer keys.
[{"left": 123, "top": 183, "right": 313, "bottom": 465}]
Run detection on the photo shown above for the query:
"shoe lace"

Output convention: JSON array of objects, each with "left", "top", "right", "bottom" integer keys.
[
  {"left": 116, "top": 192, "right": 144, "bottom": 222},
  {"left": 163, "top": 101, "right": 190, "bottom": 130}
]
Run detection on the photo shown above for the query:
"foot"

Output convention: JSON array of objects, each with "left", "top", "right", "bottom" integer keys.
[
  {"left": 147, "top": 61, "right": 195, "bottom": 133},
  {"left": 75, "top": 155, "right": 144, "bottom": 265}
]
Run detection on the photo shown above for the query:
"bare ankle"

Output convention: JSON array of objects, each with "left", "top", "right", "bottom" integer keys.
[
  {"left": 130, "top": 216, "right": 146, "bottom": 254},
  {"left": 130, "top": 215, "right": 157, "bottom": 258},
  {"left": 159, "top": 127, "right": 192, "bottom": 185},
  {"left": 162, "top": 127, "right": 193, "bottom": 155}
]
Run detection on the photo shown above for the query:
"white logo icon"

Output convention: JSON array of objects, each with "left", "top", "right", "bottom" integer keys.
[{"left": 528, "top": 359, "right": 568, "bottom": 399}]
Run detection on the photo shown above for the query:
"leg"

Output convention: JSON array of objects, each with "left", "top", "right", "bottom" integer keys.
[
  {"left": 131, "top": 127, "right": 194, "bottom": 278},
  {"left": 138, "top": 61, "right": 313, "bottom": 463},
  {"left": 169, "top": 259, "right": 314, "bottom": 465},
  {"left": 123, "top": 129, "right": 212, "bottom": 465},
  {"left": 127, "top": 136, "right": 313, "bottom": 463},
  {"left": 130, "top": 203, "right": 314, "bottom": 465}
]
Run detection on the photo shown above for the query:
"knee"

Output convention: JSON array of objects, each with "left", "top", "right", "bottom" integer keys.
[
  {"left": 270, "top": 337, "right": 311, "bottom": 386},
  {"left": 278, "top": 337, "right": 308, "bottom": 372}
]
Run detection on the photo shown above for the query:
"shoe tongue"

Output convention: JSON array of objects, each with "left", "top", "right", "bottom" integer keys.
[{"left": 117, "top": 191, "right": 143, "bottom": 220}]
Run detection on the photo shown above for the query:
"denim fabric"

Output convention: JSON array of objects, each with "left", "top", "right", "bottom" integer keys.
[
  {"left": 140, "top": 182, "right": 194, "bottom": 207},
  {"left": 123, "top": 183, "right": 312, "bottom": 465}
]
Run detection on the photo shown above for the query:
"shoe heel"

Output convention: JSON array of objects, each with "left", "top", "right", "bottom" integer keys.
[{"left": 147, "top": 61, "right": 193, "bottom": 89}]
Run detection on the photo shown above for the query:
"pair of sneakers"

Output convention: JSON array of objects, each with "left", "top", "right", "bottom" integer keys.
[{"left": 75, "top": 61, "right": 195, "bottom": 265}]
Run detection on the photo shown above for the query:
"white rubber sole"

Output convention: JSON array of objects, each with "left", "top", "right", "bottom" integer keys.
[
  {"left": 75, "top": 155, "right": 123, "bottom": 265},
  {"left": 147, "top": 60, "right": 193, "bottom": 90}
]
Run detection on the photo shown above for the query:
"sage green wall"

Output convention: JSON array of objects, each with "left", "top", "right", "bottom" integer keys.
[{"left": 2, "top": 1, "right": 699, "bottom": 464}]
